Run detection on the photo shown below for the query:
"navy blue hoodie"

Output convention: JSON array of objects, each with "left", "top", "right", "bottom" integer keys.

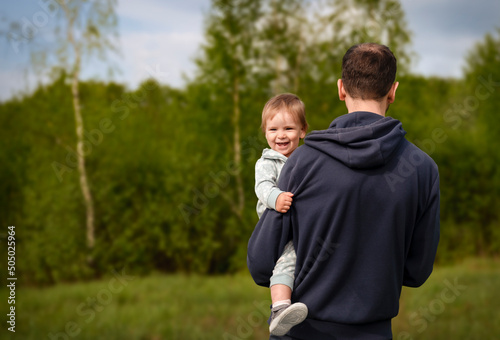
[{"left": 247, "top": 111, "right": 440, "bottom": 339}]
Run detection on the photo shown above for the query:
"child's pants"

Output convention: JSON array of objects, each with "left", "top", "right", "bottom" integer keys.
[{"left": 270, "top": 240, "right": 296, "bottom": 290}]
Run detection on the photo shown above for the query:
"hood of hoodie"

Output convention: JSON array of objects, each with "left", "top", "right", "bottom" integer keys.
[{"left": 304, "top": 111, "right": 406, "bottom": 169}]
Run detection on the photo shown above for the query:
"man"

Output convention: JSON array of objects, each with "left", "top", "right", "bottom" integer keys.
[{"left": 247, "top": 43, "right": 440, "bottom": 339}]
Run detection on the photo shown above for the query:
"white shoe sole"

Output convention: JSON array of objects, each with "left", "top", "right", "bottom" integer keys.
[{"left": 269, "top": 303, "right": 308, "bottom": 336}]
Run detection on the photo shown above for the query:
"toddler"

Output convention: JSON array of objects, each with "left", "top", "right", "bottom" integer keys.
[{"left": 254, "top": 93, "right": 308, "bottom": 336}]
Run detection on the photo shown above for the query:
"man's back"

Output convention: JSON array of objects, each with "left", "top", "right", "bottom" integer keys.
[
  {"left": 248, "top": 43, "right": 440, "bottom": 339},
  {"left": 247, "top": 111, "right": 440, "bottom": 339}
]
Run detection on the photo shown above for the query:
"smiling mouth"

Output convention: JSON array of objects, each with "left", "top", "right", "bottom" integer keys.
[{"left": 276, "top": 142, "right": 289, "bottom": 147}]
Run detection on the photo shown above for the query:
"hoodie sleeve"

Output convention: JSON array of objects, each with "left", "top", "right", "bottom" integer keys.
[
  {"left": 403, "top": 175, "right": 440, "bottom": 287},
  {"left": 248, "top": 161, "right": 294, "bottom": 287}
]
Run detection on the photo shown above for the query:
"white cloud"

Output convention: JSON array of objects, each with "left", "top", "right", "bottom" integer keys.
[
  {"left": 0, "top": 67, "right": 46, "bottom": 102},
  {"left": 113, "top": 30, "right": 203, "bottom": 89},
  {"left": 400, "top": 0, "right": 500, "bottom": 77},
  {"left": 0, "top": 69, "right": 23, "bottom": 101},
  {"left": 411, "top": 34, "right": 481, "bottom": 78},
  {"left": 112, "top": 0, "right": 205, "bottom": 88}
]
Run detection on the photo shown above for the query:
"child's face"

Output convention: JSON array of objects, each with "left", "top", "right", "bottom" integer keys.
[{"left": 265, "top": 111, "right": 306, "bottom": 158}]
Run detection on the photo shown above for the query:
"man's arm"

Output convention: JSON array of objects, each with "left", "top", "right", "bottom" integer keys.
[
  {"left": 247, "top": 209, "right": 292, "bottom": 287},
  {"left": 403, "top": 175, "right": 440, "bottom": 287}
]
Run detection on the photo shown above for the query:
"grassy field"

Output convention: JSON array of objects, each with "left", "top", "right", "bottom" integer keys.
[{"left": 2, "top": 258, "right": 499, "bottom": 339}]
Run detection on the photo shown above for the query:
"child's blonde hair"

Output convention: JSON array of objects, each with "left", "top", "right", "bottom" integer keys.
[{"left": 261, "top": 93, "right": 308, "bottom": 133}]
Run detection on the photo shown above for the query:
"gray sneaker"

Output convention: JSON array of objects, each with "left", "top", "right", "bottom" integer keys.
[{"left": 269, "top": 302, "right": 308, "bottom": 336}]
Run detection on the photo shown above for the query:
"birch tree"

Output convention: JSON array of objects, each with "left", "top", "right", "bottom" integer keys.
[
  {"left": 9, "top": 0, "right": 119, "bottom": 259},
  {"left": 62, "top": 1, "right": 118, "bottom": 258}
]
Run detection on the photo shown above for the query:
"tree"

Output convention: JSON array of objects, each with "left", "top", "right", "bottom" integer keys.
[
  {"left": 259, "top": 0, "right": 309, "bottom": 94},
  {"left": 458, "top": 28, "right": 500, "bottom": 254},
  {"left": 194, "top": 0, "right": 263, "bottom": 219},
  {"left": 464, "top": 28, "right": 500, "bottom": 141},
  {"left": 8, "top": 0, "right": 119, "bottom": 261},
  {"left": 318, "top": 0, "right": 413, "bottom": 74}
]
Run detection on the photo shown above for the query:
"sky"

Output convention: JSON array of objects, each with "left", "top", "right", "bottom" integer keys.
[{"left": 0, "top": 0, "right": 499, "bottom": 102}]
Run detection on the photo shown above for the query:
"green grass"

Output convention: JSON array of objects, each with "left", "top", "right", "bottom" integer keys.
[
  {"left": 392, "top": 258, "right": 500, "bottom": 339},
  {"left": 2, "top": 258, "right": 499, "bottom": 339}
]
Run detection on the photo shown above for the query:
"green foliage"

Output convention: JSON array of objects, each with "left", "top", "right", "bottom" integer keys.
[
  {"left": 0, "top": 73, "right": 265, "bottom": 283},
  {"left": 440, "top": 27, "right": 500, "bottom": 257},
  {"left": 0, "top": 2, "right": 499, "bottom": 284}
]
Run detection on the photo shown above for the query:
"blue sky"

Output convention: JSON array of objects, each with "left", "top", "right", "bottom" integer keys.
[{"left": 0, "top": 0, "right": 499, "bottom": 102}]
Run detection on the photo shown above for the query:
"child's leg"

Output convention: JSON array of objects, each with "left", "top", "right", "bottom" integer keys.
[
  {"left": 269, "top": 241, "right": 308, "bottom": 336},
  {"left": 270, "top": 284, "right": 292, "bottom": 305},
  {"left": 270, "top": 241, "right": 296, "bottom": 305}
]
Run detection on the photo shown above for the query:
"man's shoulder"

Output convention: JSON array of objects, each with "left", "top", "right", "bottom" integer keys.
[
  {"left": 288, "top": 144, "right": 320, "bottom": 163},
  {"left": 399, "top": 139, "right": 439, "bottom": 177}
]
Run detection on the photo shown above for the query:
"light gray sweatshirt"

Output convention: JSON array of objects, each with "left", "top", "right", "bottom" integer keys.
[{"left": 255, "top": 148, "right": 288, "bottom": 218}]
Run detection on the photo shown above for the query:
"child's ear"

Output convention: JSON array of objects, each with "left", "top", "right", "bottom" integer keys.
[{"left": 300, "top": 129, "right": 306, "bottom": 139}]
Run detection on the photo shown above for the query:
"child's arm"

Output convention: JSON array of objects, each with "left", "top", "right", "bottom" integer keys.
[
  {"left": 255, "top": 159, "right": 286, "bottom": 212},
  {"left": 255, "top": 159, "right": 295, "bottom": 213}
]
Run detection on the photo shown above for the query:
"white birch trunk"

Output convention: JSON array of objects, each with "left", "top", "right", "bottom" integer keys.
[{"left": 63, "top": 3, "right": 96, "bottom": 253}]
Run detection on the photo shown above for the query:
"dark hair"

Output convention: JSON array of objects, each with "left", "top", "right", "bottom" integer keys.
[{"left": 341, "top": 43, "right": 397, "bottom": 101}]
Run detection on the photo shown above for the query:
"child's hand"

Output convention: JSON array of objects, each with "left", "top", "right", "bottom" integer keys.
[{"left": 275, "top": 192, "right": 294, "bottom": 213}]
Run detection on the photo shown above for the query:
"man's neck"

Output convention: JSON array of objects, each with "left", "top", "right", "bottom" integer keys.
[{"left": 345, "top": 98, "right": 388, "bottom": 117}]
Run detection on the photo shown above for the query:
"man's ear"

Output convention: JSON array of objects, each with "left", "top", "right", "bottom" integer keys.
[
  {"left": 338, "top": 79, "right": 347, "bottom": 101},
  {"left": 387, "top": 81, "right": 399, "bottom": 104}
]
